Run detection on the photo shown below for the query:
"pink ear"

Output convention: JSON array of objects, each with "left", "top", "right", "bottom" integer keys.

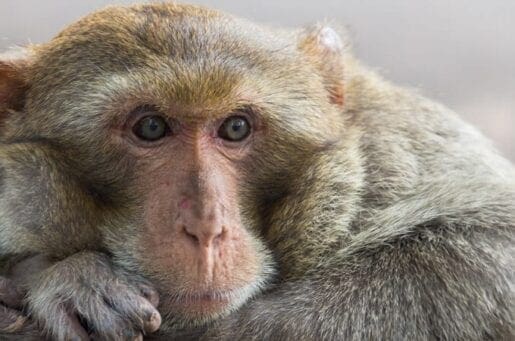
[
  {"left": 298, "top": 26, "right": 345, "bottom": 109},
  {"left": 0, "top": 49, "right": 30, "bottom": 112}
]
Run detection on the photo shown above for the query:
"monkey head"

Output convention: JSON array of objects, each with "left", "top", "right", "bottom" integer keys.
[{"left": 0, "top": 3, "right": 347, "bottom": 327}]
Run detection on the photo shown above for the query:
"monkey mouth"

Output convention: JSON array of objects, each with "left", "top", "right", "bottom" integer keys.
[
  {"left": 165, "top": 283, "right": 259, "bottom": 318},
  {"left": 173, "top": 291, "right": 232, "bottom": 305}
]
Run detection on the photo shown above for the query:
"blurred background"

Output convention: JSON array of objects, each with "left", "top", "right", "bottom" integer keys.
[{"left": 1, "top": 0, "right": 513, "bottom": 160}]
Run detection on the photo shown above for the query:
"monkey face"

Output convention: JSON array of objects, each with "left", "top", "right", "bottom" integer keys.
[
  {"left": 1, "top": 3, "right": 345, "bottom": 327},
  {"left": 109, "top": 102, "right": 275, "bottom": 323}
]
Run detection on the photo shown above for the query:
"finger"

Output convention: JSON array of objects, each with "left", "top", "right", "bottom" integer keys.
[
  {"left": 142, "top": 309, "right": 161, "bottom": 334},
  {"left": 0, "top": 305, "right": 27, "bottom": 333},
  {"left": 31, "top": 301, "right": 89, "bottom": 341},
  {"left": 137, "top": 284, "right": 159, "bottom": 308},
  {"left": 0, "top": 277, "right": 24, "bottom": 309},
  {"left": 78, "top": 294, "right": 136, "bottom": 341},
  {"left": 107, "top": 289, "right": 162, "bottom": 334}
]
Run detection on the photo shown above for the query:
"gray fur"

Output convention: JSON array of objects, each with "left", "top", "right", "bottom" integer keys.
[{"left": 0, "top": 3, "right": 512, "bottom": 340}]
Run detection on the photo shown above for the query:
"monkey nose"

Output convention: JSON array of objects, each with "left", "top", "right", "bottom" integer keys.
[{"left": 182, "top": 221, "right": 224, "bottom": 247}]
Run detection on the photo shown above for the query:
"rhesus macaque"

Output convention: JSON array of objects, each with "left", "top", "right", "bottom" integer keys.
[{"left": 0, "top": 3, "right": 513, "bottom": 340}]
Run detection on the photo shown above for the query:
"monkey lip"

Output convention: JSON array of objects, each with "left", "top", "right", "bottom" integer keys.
[
  {"left": 168, "top": 285, "right": 254, "bottom": 314},
  {"left": 173, "top": 290, "right": 235, "bottom": 311},
  {"left": 170, "top": 291, "right": 233, "bottom": 316},
  {"left": 173, "top": 291, "right": 231, "bottom": 305}
]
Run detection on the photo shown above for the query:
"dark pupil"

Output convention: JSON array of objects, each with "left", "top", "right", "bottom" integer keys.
[
  {"left": 148, "top": 119, "right": 159, "bottom": 132},
  {"left": 221, "top": 116, "right": 250, "bottom": 141},
  {"left": 135, "top": 116, "right": 167, "bottom": 141},
  {"left": 231, "top": 120, "right": 244, "bottom": 133}
]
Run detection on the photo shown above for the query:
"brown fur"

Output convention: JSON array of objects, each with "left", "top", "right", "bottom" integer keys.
[{"left": 0, "top": 3, "right": 513, "bottom": 340}]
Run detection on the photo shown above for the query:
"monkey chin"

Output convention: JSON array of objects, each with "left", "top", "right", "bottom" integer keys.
[{"left": 161, "top": 279, "right": 268, "bottom": 329}]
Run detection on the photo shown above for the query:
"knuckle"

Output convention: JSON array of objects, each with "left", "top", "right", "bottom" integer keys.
[{"left": 138, "top": 285, "right": 159, "bottom": 308}]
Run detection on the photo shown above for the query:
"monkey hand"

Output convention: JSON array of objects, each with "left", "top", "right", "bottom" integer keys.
[
  {"left": 24, "top": 251, "right": 161, "bottom": 341},
  {"left": 0, "top": 274, "right": 42, "bottom": 339}
]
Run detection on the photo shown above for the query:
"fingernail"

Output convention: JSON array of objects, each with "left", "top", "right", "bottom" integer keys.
[
  {"left": 148, "top": 311, "right": 160, "bottom": 324},
  {"left": 140, "top": 286, "right": 159, "bottom": 307},
  {"left": 144, "top": 311, "right": 162, "bottom": 333}
]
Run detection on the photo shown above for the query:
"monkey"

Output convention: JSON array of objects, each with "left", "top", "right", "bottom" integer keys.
[{"left": 0, "top": 2, "right": 513, "bottom": 340}]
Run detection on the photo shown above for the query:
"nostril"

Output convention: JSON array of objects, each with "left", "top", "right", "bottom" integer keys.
[
  {"left": 214, "top": 227, "right": 225, "bottom": 242},
  {"left": 183, "top": 226, "right": 199, "bottom": 244}
]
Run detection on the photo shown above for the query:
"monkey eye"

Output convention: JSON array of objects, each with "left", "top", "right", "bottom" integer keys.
[
  {"left": 132, "top": 115, "right": 170, "bottom": 141},
  {"left": 218, "top": 116, "right": 251, "bottom": 142}
]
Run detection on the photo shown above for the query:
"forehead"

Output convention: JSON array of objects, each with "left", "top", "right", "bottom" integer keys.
[
  {"left": 29, "top": 4, "right": 300, "bottom": 112},
  {"left": 46, "top": 4, "right": 278, "bottom": 63}
]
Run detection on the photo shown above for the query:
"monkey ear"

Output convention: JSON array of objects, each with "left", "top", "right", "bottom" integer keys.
[
  {"left": 297, "top": 25, "right": 345, "bottom": 109},
  {"left": 0, "top": 49, "right": 31, "bottom": 112}
]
